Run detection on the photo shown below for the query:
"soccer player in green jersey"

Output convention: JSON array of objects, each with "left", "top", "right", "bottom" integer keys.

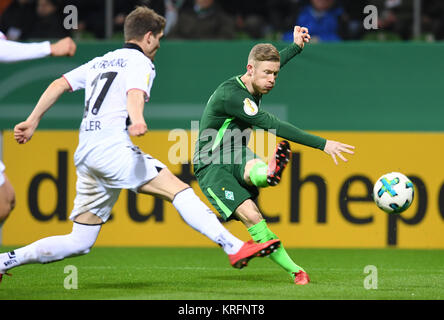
[{"left": 193, "top": 26, "right": 355, "bottom": 285}]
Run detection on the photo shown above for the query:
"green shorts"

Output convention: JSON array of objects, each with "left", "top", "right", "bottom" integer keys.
[{"left": 194, "top": 148, "right": 259, "bottom": 221}]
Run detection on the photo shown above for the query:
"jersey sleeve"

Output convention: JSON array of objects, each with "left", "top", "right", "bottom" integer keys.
[
  {"left": 279, "top": 43, "right": 302, "bottom": 69},
  {"left": 0, "top": 39, "right": 51, "bottom": 63},
  {"left": 63, "top": 61, "right": 92, "bottom": 92},
  {"left": 223, "top": 88, "right": 326, "bottom": 150},
  {"left": 125, "top": 56, "right": 154, "bottom": 102},
  {"left": 276, "top": 120, "right": 326, "bottom": 150}
]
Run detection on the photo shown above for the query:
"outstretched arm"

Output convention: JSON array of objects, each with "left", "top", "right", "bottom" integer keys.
[
  {"left": 0, "top": 37, "right": 76, "bottom": 63},
  {"left": 277, "top": 120, "right": 355, "bottom": 164},
  {"left": 223, "top": 97, "right": 355, "bottom": 165},
  {"left": 14, "top": 77, "right": 70, "bottom": 144}
]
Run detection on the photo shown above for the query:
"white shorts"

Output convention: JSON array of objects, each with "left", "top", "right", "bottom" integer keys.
[
  {"left": 69, "top": 143, "right": 166, "bottom": 223},
  {"left": 0, "top": 160, "right": 5, "bottom": 186}
]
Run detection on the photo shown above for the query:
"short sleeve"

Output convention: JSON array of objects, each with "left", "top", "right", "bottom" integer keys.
[
  {"left": 125, "top": 55, "right": 155, "bottom": 102},
  {"left": 63, "top": 60, "right": 92, "bottom": 92}
]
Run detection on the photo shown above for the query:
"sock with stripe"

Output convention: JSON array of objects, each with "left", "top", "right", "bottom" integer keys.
[{"left": 248, "top": 219, "right": 304, "bottom": 277}]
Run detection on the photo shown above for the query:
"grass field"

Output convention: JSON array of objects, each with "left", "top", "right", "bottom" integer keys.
[{"left": 0, "top": 246, "right": 443, "bottom": 301}]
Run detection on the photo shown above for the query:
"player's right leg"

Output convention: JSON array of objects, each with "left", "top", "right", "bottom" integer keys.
[
  {"left": 137, "top": 167, "right": 280, "bottom": 268},
  {"left": 0, "top": 163, "right": 116, "bottom": 283},
  {"left": 0, "top": 213, "right": 102, "bottom": 283},
  {"left": 236, "top": 147, "right": 309, "bottom": 284}
]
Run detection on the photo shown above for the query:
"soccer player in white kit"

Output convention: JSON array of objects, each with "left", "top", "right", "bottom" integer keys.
[
  {"left": 0, "top": 31, "right": 76, "bottom": 224},
  {"left": 1, "top": 7, "right": 280, "bottom": 283}
]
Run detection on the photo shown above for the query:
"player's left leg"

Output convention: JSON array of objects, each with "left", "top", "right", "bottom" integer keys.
[
  {"left": 236, "top": 140, "right": 307, "bottom": 284},
  {"left": 235, "top": 200, "right": 309, "bottom": 285},
  {"left": 0, "top": 161, "right": 119, "bottom": 283},
  {"left": 0, "top": 218, "right": 102, "bottom": 283},
  {"left": 233, "top": 145, "right": 308, "bottom": 283}
]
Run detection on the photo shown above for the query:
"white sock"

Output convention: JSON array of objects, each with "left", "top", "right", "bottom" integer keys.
[
  {"left": 0, "top": 222, "right": 101, "bottom": 271},
  {"left": 172, "top": 188, "right": 244, "bottom": 255}
]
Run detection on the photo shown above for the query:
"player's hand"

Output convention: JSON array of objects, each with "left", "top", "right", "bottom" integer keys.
[
  {"left": 50, "top": 37, "right": 77, "bottom": 57},
  {"left": 129, "top": 122, "right": 148, "bottom": 137},
  {"left": 323, "top": 140, "right": 355, "bottom": 165},
  {"left": 14, "top": 120, "right": 38, "bottom": 144},
  {"left": 293, "top": 26, "right": 311, "bottom": 49}
]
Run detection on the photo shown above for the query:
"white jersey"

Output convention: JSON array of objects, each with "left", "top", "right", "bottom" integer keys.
[
  {"left": 63, "top": 45, "right": 156, "bottom": 166},
  {"left": 0, "top": 31, "right": 51, "bottom": 63},
  {"left": 63, "top": 45, "right": 165, "bottom": 223}
]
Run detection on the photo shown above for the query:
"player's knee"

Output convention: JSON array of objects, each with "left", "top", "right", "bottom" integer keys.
[
  {"left": 171, "top": 183, "right": 192, "bottom": 200},
  {"left": 178, "top": 184, "right": 191, "bottom": 193}
]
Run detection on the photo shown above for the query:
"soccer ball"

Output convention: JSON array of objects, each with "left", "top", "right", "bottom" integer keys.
[{"left": 373, "top": 172, "right": 414, "bottom": 214}]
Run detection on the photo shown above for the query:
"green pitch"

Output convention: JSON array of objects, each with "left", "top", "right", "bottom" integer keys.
[{"left": 0, "top": 246, "right": 443, "bottom": 300}]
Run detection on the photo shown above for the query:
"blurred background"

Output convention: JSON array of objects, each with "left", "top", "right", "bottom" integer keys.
[{"left": 0, "top": 0, "right": 443, "bottom": 42}]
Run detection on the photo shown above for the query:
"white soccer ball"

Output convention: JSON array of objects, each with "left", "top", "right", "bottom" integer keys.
[{"left": 373, "top": 172, "right": 414, "bottom": 214}]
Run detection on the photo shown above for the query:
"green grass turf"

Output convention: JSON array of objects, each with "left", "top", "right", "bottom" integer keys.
[{"left": 0, "top": 246, "right": 443, "bottom": 300}]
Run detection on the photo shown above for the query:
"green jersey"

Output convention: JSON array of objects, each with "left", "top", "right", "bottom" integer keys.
[{"left": 193, "top": 43, "right": 326, "bottom": 174}]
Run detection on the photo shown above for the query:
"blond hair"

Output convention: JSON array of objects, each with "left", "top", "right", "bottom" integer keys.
[
  {"left": 248, "top": 43, "right": 280, "bottom": 64},
  {"left": 124, "top": 6, "right": 166, "bottom": 41}
]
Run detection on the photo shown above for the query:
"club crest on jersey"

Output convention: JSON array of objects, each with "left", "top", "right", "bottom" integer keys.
[
  {"left": 243, "top": 98, "right": 258, "bottom": 116},
  {"left": 225, "top": 190, "right": 234, "bottom": 201}
]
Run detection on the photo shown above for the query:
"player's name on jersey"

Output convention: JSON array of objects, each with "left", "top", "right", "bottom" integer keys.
[
  {"left": 82, "top": 120, "right": 101, "bottom": 132},
  {"left": 91, "top": 58, "right": 127, "bottom": 69}
]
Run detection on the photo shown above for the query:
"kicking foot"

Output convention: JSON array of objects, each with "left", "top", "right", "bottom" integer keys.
[
  {"left": 229, "top": 239, "right": 280, "bottom": 269},
  {"left": 267, "top": 140, "right": 291, "bottom": 186},
  {"left": 293, "top": 270, "right": 310, "bottom": 285}
]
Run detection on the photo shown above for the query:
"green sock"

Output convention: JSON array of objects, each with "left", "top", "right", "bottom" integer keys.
[
  {"left": 248, "top": 220, "right": 304, "bottom": 277},
  {"left": 249, "top": 161, "right": 268, "bottom": 188}
]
